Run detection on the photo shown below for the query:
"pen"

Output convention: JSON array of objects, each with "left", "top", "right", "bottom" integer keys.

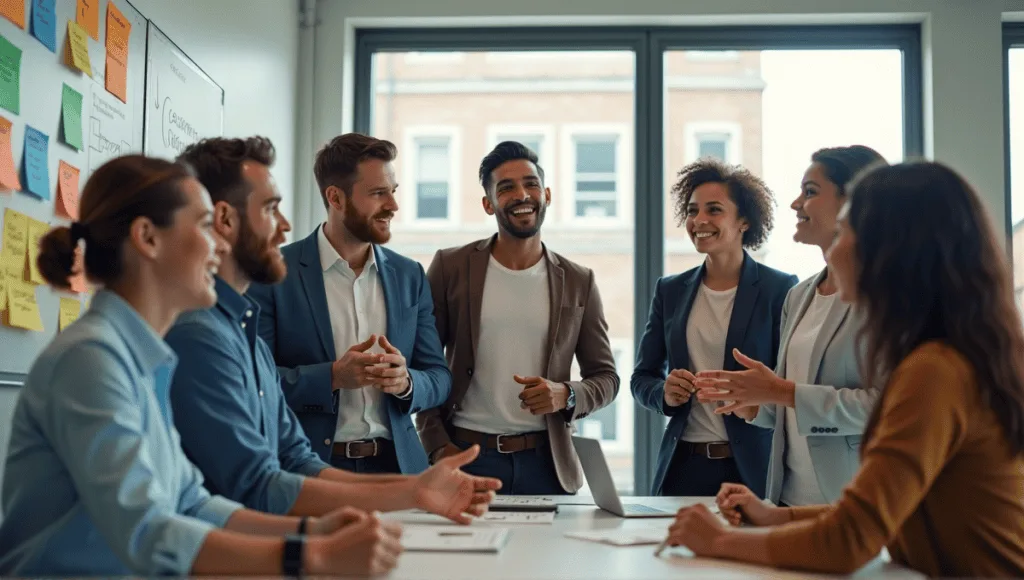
[{"left": 653, "top": 538, "right": 669, "bottom": 557}]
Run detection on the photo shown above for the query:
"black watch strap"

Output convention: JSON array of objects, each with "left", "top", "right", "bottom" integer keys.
[
  {"left": 282, "top": 533, "right": 304, "bottom": 577},
  {"left": 297, "top": 516, "right": 309, "bottom": 535}
]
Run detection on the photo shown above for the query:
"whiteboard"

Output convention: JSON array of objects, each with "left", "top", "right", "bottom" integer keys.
[
  {"left": 143, "top": 23, "right": 223, "bottom": 160},
  {"left": 0, "top": 0, "right": 147, "bottom": 380}
]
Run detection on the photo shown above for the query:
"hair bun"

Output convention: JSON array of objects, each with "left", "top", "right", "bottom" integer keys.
[{"left": 36, "top": 226, "right": 77, "bottom": 289}]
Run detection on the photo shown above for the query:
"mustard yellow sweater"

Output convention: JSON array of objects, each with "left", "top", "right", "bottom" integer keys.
[{"left": 766, "top": 342, "right": 1024, "bottom": 577}]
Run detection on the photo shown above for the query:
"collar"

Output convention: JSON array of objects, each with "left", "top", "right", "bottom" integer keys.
[
  {"left": 213, "top": 276, "right": 258, "bottom": 323},
  {"left": 90, "top": 289, "right": 177, "bottom": 375},
  {"left": 317, "top": 223, "right": 377, "bottom": 274}
]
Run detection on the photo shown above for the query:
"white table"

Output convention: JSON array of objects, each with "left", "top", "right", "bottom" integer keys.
[{"left": 383, "top": 496, "right": 924, "bottom": 580}]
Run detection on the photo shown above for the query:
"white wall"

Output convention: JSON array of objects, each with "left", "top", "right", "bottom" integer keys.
[
  {"left": 298, "top": 0, "right": 1015, "bottom": 238},
  {"left": 0, "top": 0, "right": 300, "bottom": 513}
]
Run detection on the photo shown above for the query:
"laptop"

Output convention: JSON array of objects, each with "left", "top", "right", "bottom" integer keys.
[{"left": 572, "top": 436, "right": 674, "bottom": 518}]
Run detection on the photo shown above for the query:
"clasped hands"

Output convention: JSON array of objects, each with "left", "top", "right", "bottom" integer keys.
[
  {"left": 515, "top": 374, "right": 570, "bottom": 415},
  {"left": 663, "top": 348, "right": 796, "bottom": 419},
  {"left": 331, "top": 334, "right": 411, "bottom": 395}
]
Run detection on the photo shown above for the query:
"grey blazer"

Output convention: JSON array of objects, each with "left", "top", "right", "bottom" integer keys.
[{"left": 752, "top": 269, "right": 879, "bottom": 504}]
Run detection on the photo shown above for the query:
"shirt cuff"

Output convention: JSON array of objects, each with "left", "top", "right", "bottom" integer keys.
[
  {"left": 191, "top": 495, "right": 243, "bottom": 528},
  {"left": 151, "top": 515, "right": 221, "bottom": 576},
  {"left": 293, "top": 457, "right": 331, "bottom": 478},
  {"left": 267, "top": 471, "right": 308, "bottom": 515}
]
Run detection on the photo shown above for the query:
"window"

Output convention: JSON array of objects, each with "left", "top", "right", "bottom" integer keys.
[
  {"left": 1007, "top": 33, "right": 1024, "bottom": 321},
  {"left": 686, "top": 50, "right": 740, "bottom": 61},
  {"left": 563, "top": 126, "right": 630, "bottom": 224},
  {"left": 573, "top": 342, "right": 634, "bottom": 494},
  {"left": 683, "top": 122, "right": 742, "bottom": 164},
  {"left": 486, "top": 124, "right": 555, "bottom": 183},
  {"left": 414, "top": 137, "right": 450, "bottom": 219},
  {"left": 401, "top": 127, "right": 461, "bottom": 226},
  {"left": 403, "top": 51, "right": 464, "bottom": 64}
]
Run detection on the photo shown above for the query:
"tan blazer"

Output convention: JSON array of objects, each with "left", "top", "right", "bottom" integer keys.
[{"left": 416, "top": 236, "right": 619, "bottom": 492}]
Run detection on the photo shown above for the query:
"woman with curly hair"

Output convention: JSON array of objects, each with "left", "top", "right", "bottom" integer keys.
[
  {"left": 667, "top": 161, "right": 1024, "bottom": 577},
  {"left": 631, "top": 158, "right": 797, "bottom": 496},
  {"left": 694, "top": 145, "right": 887, "bottom": 507}
]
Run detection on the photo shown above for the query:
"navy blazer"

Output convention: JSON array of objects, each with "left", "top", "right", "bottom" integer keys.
[
  {"left": 247, "top": 228, "right": 452, "bottom": 473},
  {"left": 631, "top": 252, "right": 797, "bottom": 496}
]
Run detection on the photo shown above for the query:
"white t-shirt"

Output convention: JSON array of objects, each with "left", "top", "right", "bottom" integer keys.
[
  {"left": 452, "top": 255, "right": 550, "bottom": 435},
  {"left": 779, "top": 289, "right": 837, "bottom": 506},
  {"left": 681, "top": 283, "right": 734, "bottom": 443}
]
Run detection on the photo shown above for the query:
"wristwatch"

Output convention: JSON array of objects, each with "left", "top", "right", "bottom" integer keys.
[
  {"left": 282, "top": 533, "right": 304, "bottom": 577},
  {"left": 566, "top": 384, "right": 576, "bottom": 410}
]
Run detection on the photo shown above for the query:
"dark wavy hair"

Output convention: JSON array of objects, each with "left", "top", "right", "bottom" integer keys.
[
  {"left": 479, "top": 140, "right": 545, "bottom": 193},
  {"left": 313, "top": 133, "right": 397, "bottom": 208},
  {"left": 670, "top": 158, "right": 775, "bottom": 250},
  {"left": 848, "top": 162, "right": 1024, "bottom": 454},
  {"left": 178, "top": 136, "right": 275, "bottom": 208},
  {"left": 811, "top": 145, "right": 887, "bottom": 194}
]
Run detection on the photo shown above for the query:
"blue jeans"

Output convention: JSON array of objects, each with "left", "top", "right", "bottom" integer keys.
[
  {"left": 452, "top": 437, "right": 569, "bottom": 495},
  {"left": 329, "top": 447, "right": 401, "bottom": 474}
]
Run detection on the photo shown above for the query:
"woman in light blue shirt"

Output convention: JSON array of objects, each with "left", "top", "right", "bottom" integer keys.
[{"left": 0, "top": 155, "right": 402, "bottom": 577}]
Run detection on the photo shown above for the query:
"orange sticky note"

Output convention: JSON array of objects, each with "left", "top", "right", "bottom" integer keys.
[
  {"left": 56, "top": 161, "right": 80, "bottom": 219},
  {"left": 65, "top": 20, "right": 92, "bottom": 76},
  {"left": 5, "top": 278, "right": 42, "bottom": 330},
  {"left": 25, "top": 217, "right": 47, "bottom": 284},
  {"left": 76, "top": 0, "right": 98, "bottom": 41},
  {"left": 104, "top": 2, "right": 129, "bottom": 103},
  {"left": 69, "top": 245, "right": 86, "bottom": 293},
  {"left": 0, "top": 0, "right": 25, "bottom": 29},
  {"left": 59, "top": 296, "right": 80, "bottom": 330},
  {"left": 2, "top": 207, "right": 27, "bottom": 261},
  {"left": 0, "top": 116, "right": 20, "bottom": 192}
]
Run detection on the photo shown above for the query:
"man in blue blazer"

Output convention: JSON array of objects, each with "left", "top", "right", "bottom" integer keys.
[{"left": 248, "top": 133, "right": 452, "bottom": 474}]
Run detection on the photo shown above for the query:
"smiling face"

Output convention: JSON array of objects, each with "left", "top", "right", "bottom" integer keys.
[
  {"left": 685, "top": 181, "right": 748, "bottom": 255},
  {"left": 482, "top": 158, "right": 551, "bottom": 239},
  {"left": 233, "top": 161, "right": 291, "bottom": 284},
  {"left": 333, "top": 157, "right": 399, "bottom": 244},
  {"left": 792, "top": 162, "right": 845, "bottom": 249}
]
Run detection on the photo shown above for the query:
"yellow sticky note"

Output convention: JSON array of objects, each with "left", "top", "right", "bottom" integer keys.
[
  {"left": 0, "top": 265, "right": 6, "bottom": 312},
  {"left": 6, "top": 279, "right": 43, "bottom": 331},
  {"left": 0, "top": 253, "right": 20, "bottom": 281},
  {"left": 2, "top": 207, "right": 28, "bottom": 260},
  {"left": 26, "top": 218, "right": 48, "bottom": 284},
  {"left": 66, "top": 20, "right": 92, "bottom": 76},
  {"left": 59, "top": 296, "right": 80, "bottom": 330}
]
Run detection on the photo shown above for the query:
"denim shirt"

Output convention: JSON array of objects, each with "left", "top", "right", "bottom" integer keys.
[
  {"left": 0, "top": 290, "right": 242, "bottom": 576},
  {"left": 165, "top": 277, "right": 329, "bottom": 514}
]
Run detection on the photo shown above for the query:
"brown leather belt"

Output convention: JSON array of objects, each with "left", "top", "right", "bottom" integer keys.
[
  {"left": 681, "top": 441, "right": 733, "bottom": 459},
  {"left": 452, "top": 426, "right": 547, "bottom": 454},
  {"left": 332, "top": 438, "right": 393, "bottom": 459}
]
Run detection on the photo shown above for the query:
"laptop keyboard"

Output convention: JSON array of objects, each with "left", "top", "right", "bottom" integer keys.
[{"left": 623, "top": 504, "right": 665, "bottom": 514}]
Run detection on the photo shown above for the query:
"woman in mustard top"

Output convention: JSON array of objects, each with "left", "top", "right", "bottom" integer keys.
[{"left": 665, "top": 161, "right": 1024, "bottom": 577}]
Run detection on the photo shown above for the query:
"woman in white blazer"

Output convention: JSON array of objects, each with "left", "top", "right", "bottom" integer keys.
[{"left": 694, "top": 145, "right": 886, "bottom": 506}]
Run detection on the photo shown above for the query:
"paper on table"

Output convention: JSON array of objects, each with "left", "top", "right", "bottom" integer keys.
[
  {"left": 0, "top": 115, "right": 20, "bottom": 191},
  {"left": 59, "top": 296, "right": 80, "bottom": 330},
  {"left": 76, "top": 0, "right": 99, "bottom": 40},
  {"left": 26, "top": 217, "right": 47, "bottom": 284},
  {"left": 0, "top": 0, "right": 25, "bottom": 29},
  {"left": 401, "top": 526, "right": 511, "bottom": 552},
  {"left": 66, "top": 20, "right": 92, "bottom": 76},
  {"left": 31, "top": 0, "right": 57, "bottom": 53},
  {"left": 23, "top": 126, "right": 49, "bottom": 199},
  {"left": 0, "top": 34, "right": 21, "bottom": 115},
  {"left": 6, "top": 278, "right": 42, "bottom": 330},
  {"left": 2, "top": 207, "right": 28, "bottom": 260},
  {"left": 564, "top": 528, "right": 667, "bottom": 547},
  {"left": 56, "top": 160, "right": 80, "bottom": 219},
  {"left": 479, "top": 511, "right": 555, "bottom": 524},
  {"left": 61, "top": 83, "right": 83, "bottom": 150},
  {"left": 104, "top": 2, "right": 130, "bottom": 103}
]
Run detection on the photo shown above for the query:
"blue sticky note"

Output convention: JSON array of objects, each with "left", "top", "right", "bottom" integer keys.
[
  {"left": 23, "top": 126, "right": 49, "bottom": 200},
  {"left": 31, "top": 0, "right": 57, "bottom": 53}
]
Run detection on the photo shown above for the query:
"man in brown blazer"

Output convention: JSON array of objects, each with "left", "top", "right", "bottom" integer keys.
[{"left": 416, "top": 141, "right": 619, "bottom": 494}]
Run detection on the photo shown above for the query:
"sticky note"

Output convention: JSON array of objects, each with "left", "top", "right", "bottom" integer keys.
[
  {"left": 66, "top": 21, "right": 91, "bottom": 76},
  {"left": 0, "top": 116, "right": 20, "bottom": 191},
  {"left": 61, "top": 83, "right": 83, "bottom": 150},
  {"left": 0, "top": 34, "right": 21, "bottom": 115},
  {"left": 59, "top": 296, "right": 80, "bottom": 330},
  {"left": 6, "top": 279, "right": 42, "bottom": 330},
  {"left": 104, "top": 2, "right": 130, "bottom": 103},
  {"left": 0, "top": 251, "right": 20, "bottom": 282},
  {"left": 0, "top": 0, "right": 25, "bottom": 29},
  {"left": 76, "top": 0, "right": 98, "bottom": 41},
  {"left": 26, "top": 217, "right": 47, "bottom": 284},
  {"left": 30, "top": 0, "right": 56, "bottom": 53},
  {"left": 0, "top": 275, "right": 6, "bottom": 311},
  {"left": 22, "top": 126, "right": 49, "bottom": 199},
  {"left": 56, "top": 160, "right": 79, "bottom": 219},
  {"left": 2, "top": 207, "right": 27, "bottom": 260}
]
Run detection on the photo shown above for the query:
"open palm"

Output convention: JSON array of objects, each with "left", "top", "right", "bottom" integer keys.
[{"left": 414, "top": 445, "right": 502, "bottom": 524}]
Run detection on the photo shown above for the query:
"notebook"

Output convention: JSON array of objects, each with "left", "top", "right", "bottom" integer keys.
[{"left": 401, "top": 526, "right": 512, "bottom": 552}]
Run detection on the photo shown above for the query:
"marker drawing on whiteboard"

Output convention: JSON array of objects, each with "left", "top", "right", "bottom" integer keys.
[{"left": 161, "top": 96, "right": 199, "bottom": 154}]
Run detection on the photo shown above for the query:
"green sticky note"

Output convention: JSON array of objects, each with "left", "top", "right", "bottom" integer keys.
[
  {"left": 61, "top": 83, "right": 83, "bottom": 150},
  {"left": 0, "top": 34, "right": 21, "bottom": 115}
]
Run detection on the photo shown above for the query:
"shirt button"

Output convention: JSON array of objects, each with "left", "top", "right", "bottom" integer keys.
[
  {"left": 811, "top": 427, "right": 819, "bottom": 434},
  {"left": 324, "top": 439, "right": 331, "bottom": 446},
  {"left": 241, "top": 322, "right": 247, "bottom": 329},
  {"left": 259, "top": 390, "right": 264, "bottom": 397},
  {"left": 245, "top": 310, "right": 253, "bottom": 318}
]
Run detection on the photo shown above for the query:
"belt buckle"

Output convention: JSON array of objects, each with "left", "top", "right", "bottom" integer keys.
[
  {"left": 345, "top": 440, "right": 378, "bottom": 459},
  {"left": 706, "top": 443, "right": 727, "bottom": 460},
  {"left": 495, "top": 434, "right": 514, "bottom": 454}
]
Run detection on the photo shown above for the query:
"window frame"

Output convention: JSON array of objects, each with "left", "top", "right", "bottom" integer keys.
[
  {"left": 485, "top": 123, "right": 556, "bottom": 187},
  {"left": 561, "top": 123, "right": 633, "bottom": 227},
  {"left": 684, "top": 121, "right": 742, "bottom": 164},
  {"left": 401, "top": 125, "right": 462, "bottom": 226}
]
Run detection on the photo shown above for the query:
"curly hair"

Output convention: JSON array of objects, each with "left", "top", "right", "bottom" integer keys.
[
  {"left": 848, "top": 162, "right": 1024, "bottom": 455},
  {"left": 670, "top": 157, "right": 775, "bottom": 250}
]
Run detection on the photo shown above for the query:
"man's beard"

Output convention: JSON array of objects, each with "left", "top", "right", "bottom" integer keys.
[
  {"left": 495, "top": 199, "right": 546, "bottom": 239},
  {"left": 235, "top": 217, "right": 287, "bottom": 284},
  {"left": 344, "top": 196, "right": 393, "bottom": 244}
]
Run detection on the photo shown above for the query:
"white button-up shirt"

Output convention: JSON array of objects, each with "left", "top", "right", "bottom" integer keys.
[{"left": 318, "top": 225, "right": 391, "bottom": 441}]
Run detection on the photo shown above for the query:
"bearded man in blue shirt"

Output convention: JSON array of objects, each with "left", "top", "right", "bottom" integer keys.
[{"left": 165, "top": 136, "right": 499, "bottom": 521}]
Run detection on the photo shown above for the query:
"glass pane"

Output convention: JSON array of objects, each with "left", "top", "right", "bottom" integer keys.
[
  {"left": 372, "top": 50, "right": 636, "bottom": 494},
  {"left": 416, "top": 139, "right": 450, "bottom": 182},
  {"left": 576, "top": 179, "right": 617, "bottom": 193},
  {"left": 663, "top": 49, "right": 904, "bottom": 281},
  {"left": 1010, "top": 48, "right": 1024, "bottom": 318}
]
